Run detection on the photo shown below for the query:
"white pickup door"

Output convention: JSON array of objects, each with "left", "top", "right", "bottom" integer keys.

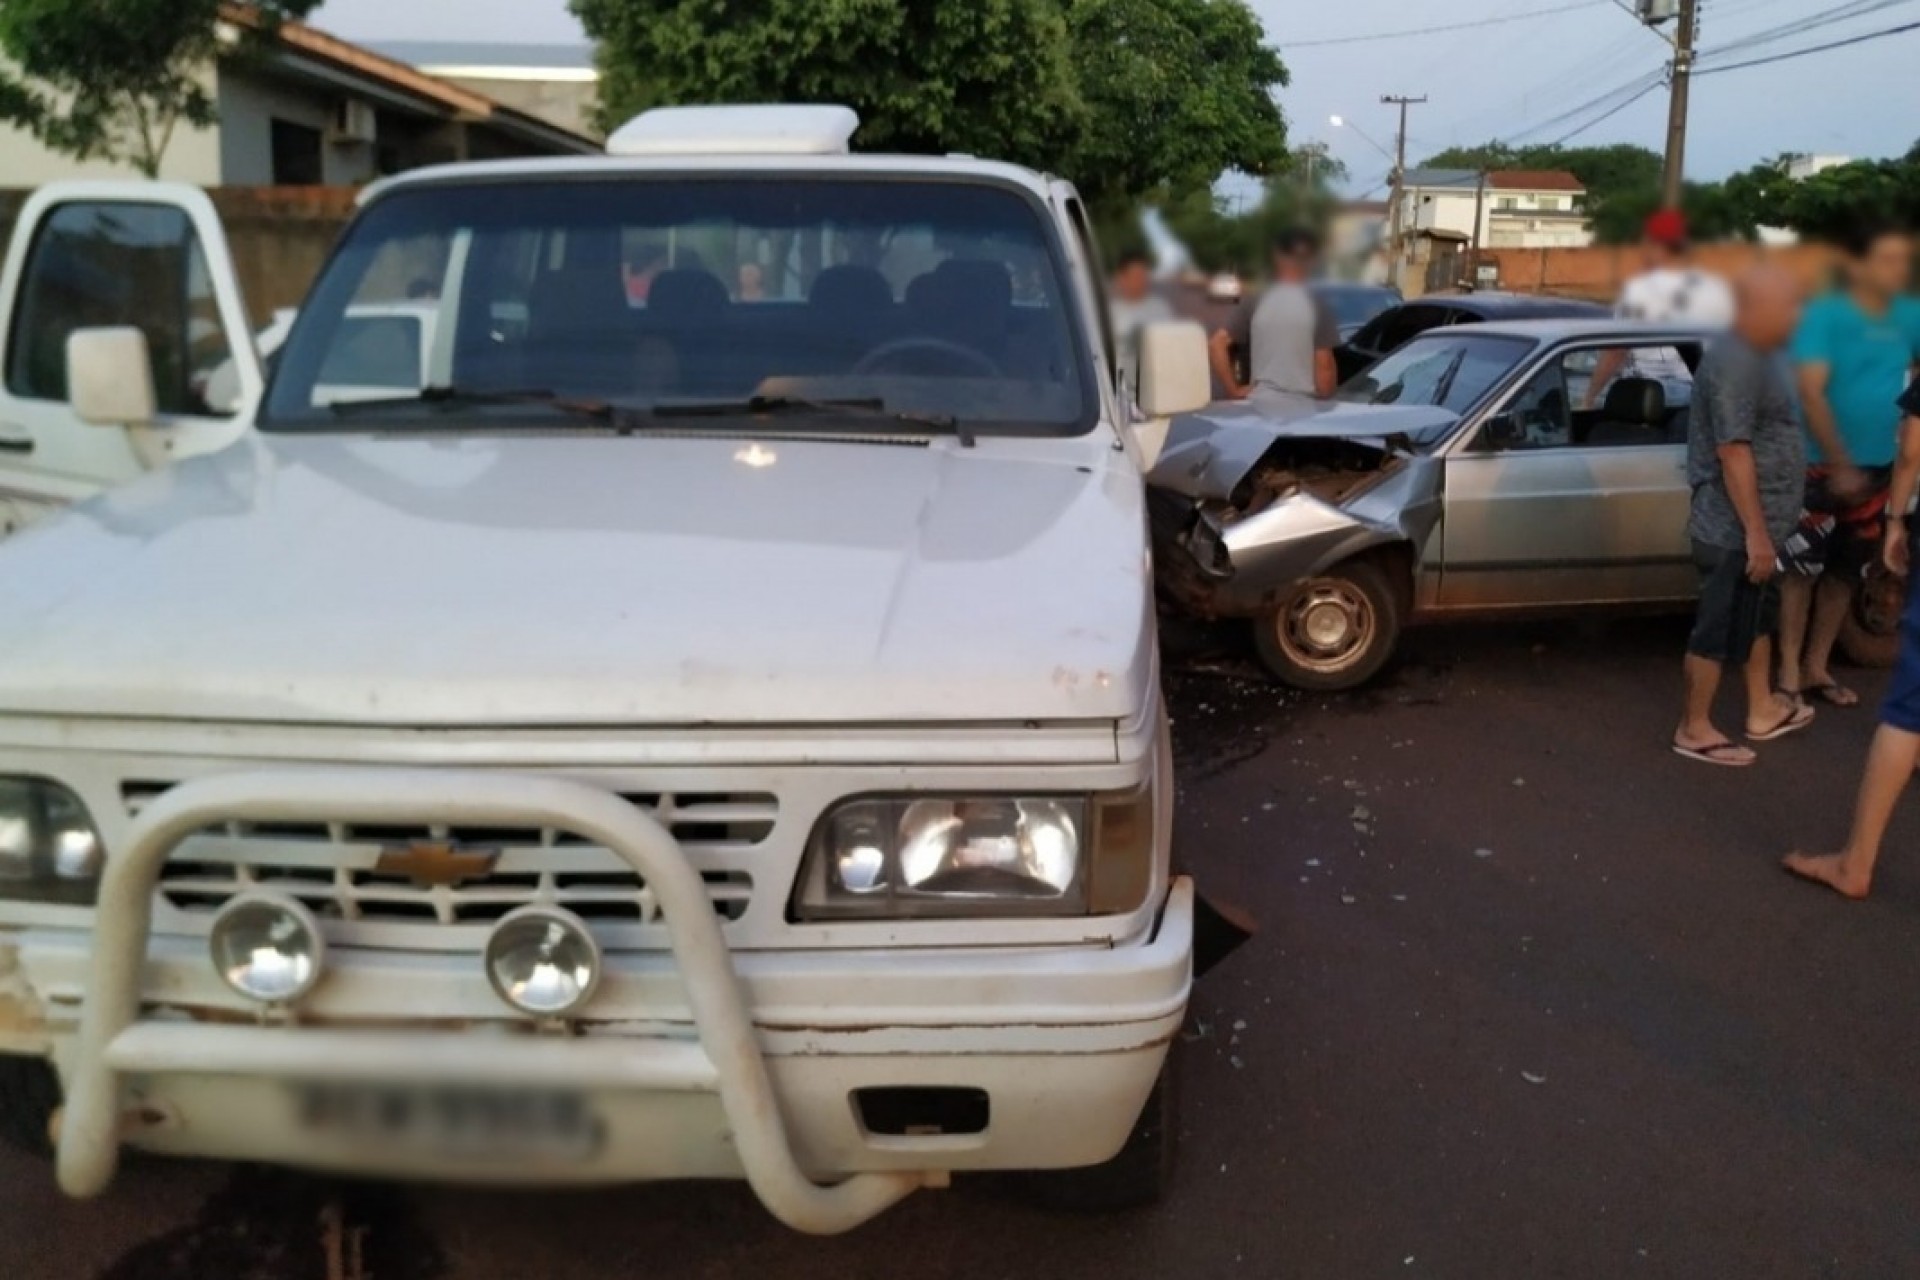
[{"left": 0, "top": 181, "right": 261, "bottom": 536}]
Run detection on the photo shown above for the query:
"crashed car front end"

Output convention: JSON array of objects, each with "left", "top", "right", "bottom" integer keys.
[{"left": 1147, "top": 401, "right": 1452, "bottom": 620}]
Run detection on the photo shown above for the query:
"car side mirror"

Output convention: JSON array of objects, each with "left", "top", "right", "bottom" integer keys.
[
  {"left": 1136, "top": 320, "right": 1211, "bottom": 418},
  {"left": 67, "top": 327, "right": 157, "bottom": 427},
  {"left": 1482, "top": 411, "right": 1524, "bottom": 450}
]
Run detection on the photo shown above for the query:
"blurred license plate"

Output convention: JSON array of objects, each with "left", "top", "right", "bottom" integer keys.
[{"left": 295, "top": 1083, "right": 601, "bottom": 1160}]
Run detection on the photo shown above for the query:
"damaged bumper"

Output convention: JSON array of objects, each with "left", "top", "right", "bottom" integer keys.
[
  {"left": 4, "top": 768, "right": 1191, "bottom": 1234},
  {"left": 1154, "top": 443, "right": 1444, "bottom": 618}
]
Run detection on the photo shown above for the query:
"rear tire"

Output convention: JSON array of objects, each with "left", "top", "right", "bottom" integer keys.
[
  {"left": 1838, "top": 566, "right": 1904, "bottom": 670},
  {"left": 1253, "top": 559, "right": 1401, "bottom": 691},
  {"left": 1022, "top": 1044, "right": 1179, "bottom": 1212},
  {"left": 0, "top": 1056, "right": 61, "bottom": 1158}
]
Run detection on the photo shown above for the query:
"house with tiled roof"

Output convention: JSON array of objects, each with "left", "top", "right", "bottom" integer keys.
[
  {"left": 0, "top": 8, "right": 596, "bottom": 187},
  {"left": 1393, "top": 167, "right": 1593, "bottom": 254}
]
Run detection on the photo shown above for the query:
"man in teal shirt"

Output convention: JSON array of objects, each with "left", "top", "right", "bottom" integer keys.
[{"left": 1779, "top": 223, "right": 1920, "bottom": 709}]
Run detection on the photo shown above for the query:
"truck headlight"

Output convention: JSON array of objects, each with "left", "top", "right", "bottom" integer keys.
[
  {"left": 791, "top": 788, "right": 1155, "bottom": 920},
  {"left": 0, "top": 776, "right": 103, "bottom": 905}
]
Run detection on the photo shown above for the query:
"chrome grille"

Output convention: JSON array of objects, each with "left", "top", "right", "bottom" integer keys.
[{"left": 123, "top": 782, "right": 772, "bottom": 931}]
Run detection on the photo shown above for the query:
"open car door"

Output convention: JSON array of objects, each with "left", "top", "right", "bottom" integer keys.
[{"left": 0, "top": 181, "right": 261, "bottom": 536}]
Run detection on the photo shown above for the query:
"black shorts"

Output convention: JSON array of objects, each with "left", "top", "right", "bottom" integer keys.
[{"left": 1688, "top": 540, "right": 1780, "bottom": 664}]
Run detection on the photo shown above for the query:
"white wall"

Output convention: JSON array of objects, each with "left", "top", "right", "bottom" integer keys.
[{"left": 0, "top": 64, "right": 222, "bottom": 183}]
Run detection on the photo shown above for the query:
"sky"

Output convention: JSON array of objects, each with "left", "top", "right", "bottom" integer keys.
[{"left": 314, "top": 0, "right": 1917, "bottom": 192}]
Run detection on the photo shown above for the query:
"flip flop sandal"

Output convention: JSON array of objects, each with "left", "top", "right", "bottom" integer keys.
[
  {"left": 1748, "top": 701, "right": 1817, "bottom": 742},
  {"left": 1805, "top": 683, "right": 1859, "bottom": 708},
  {"left": 1672, "top": 740, "right": 1755, "bottom": 767}
]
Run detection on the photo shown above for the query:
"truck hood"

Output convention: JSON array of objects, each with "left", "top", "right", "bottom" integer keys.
[
  {"left": 0, "top": 433, "right": 1152, "bottom": 728},
  {"left": 1147, "top": 400, "right": 1460, "bottom": 500}
]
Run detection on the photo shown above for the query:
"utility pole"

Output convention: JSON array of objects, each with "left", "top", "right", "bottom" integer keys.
[
  {"left": 1660, "top": 0, "right": 1697, "bottom": 208},
  {"left": 1381, "top": 94, "right": 1426, "bottom": 287},
  {"left": 1469, "top": 169, "right": 1487, "bottom": 290}
]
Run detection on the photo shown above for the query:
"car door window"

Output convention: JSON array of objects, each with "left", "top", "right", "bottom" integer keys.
[
  {"left": 1378, "top": 305, "right": 1446, "bottom": 354},
  {"left": 5, "top": 202, "right": 235, "bottom": 418},
  {"left": 1483, "top": 343, "right": 1693, "bottom": 451}
]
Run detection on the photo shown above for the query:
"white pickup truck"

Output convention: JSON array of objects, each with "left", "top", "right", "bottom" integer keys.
[{"left": 0, "top": 105, "right": 1218, "bottom": 1231}]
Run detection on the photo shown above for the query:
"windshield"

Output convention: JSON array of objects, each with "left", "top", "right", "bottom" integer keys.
[
  {"left": 262, "top": 176, "right": 1093, "bottom": 435},
  {"left": 1336, "top": 332, "right": 1533, "bottom": 414},
  {"left": 1319, "top": 286, "right": 1398, "bottom": 329}
]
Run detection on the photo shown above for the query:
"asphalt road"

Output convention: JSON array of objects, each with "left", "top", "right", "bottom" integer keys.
[{"left": 5, "top": 615, "right": 1919, "bottom": 1279}]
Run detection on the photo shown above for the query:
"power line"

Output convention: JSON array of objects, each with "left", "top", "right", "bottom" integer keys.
[
  {"left": 1283, "top": 1, "right": 1599, "bottom": 48},
  {"left": 1706, "top": 0, "right": 1916, "bottom": 56},
  {"left": 1696, "top": 15, "right": 1920, "bottom": 72},
  {"left": 1542, "top": 79, "right": 1666, "bottom": 145}
]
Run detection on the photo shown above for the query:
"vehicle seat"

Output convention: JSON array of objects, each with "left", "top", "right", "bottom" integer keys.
[
  {"left": 1585, "top": 377, "right": 1667, "bottom": 447},
  {"left": 909, "top": 259, "right": 1013, "bottom": 368},
  {"left": 806, "top": 265, "right": 893, "bottom": 371},
  {"left": 520, "top": 259, "right": 634, "bottom": 395},
  {"left": 646, "top": 268, "right": 733, "bottom": 392}
]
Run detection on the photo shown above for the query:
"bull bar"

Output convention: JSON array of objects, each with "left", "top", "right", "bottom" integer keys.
[{"left": 57, "top": 767, "right": 932, "bottom": 1233}]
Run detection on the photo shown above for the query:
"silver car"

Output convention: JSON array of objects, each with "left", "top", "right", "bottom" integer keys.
[{"left": 1149, "top": 319, "right": 1714, "bottom": 690}]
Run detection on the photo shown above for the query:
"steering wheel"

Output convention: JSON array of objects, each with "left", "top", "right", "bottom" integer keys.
[{"left": 851, "top": 337, "right": 1002, "bottom": 379}]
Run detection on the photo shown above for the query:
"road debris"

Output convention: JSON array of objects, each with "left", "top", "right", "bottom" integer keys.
[{"left": 1521, "top": 1071, "right": 1547, "bottom": 1085}]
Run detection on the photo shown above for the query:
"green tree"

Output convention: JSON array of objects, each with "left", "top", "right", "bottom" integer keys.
[
  {"left": 1063, "top": 0, "right": 1288, "bottom": 204},
  {"left": 1776, "top": 156, "right": 1920, "bottom": 242},
  {"left": 0, "top": 0, "right": 317, "bottom": 178},
  {"left": 574, "top": 0, "right": 1288, "bottom": 213},
  {"left": 573, "top": 0, "right": 1086, "bottom": 173}
]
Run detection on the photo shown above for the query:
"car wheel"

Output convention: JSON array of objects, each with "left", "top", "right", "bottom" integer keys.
[
  {"left": 1021, "top": 1043, "right": 1179, "bottom": 1212},
  {"left": 1839, "top": 565, "right": 1905, "bottom": 670},
  {"left": 0, "top": 1056, "right": 61, "bottom": 1158},
  {"left": 1253, "top": 560, "right": 1401, "bottom": 691}
]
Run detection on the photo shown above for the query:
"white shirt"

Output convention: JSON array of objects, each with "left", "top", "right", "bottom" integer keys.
[{"left": 1615, "top": 267, "right": 1735, "bottom": 387}]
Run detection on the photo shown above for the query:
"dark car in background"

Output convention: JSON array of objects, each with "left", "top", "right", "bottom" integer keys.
[
  {"left": 1333, "top": 291, "right": 1608, "bottom": 383},
  {"left": 1310, "top": 282, "right": 1402, "bottom": 342}
]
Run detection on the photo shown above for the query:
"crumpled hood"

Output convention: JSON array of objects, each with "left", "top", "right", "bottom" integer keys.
[
  {"left": 1148, "top": 400, "right": 1460, "bottom": 500},
  {"left": 0, "top": 432, "right": 1153, "bottom": 727}
]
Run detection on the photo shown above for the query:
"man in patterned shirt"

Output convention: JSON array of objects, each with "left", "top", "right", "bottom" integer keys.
[{"left": 1585, "top": 209, "right": 1734, "bottom": 409}]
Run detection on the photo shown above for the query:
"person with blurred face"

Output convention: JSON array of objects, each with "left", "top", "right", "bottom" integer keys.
[
  {"left": 1786, "top": 379, "right": 1920, "bottom": 897},
  {"left": 1108, "top": 249, "right": 1172, "bottom": 417},
  {"left": 735, "top": 261, "right": 766, "bottom": 302},
  {"left": 1210, "top": 227, "right": 1336, "bottom": 410},
  {"left": 1674, "top": 265, "right": 1812, "bottom": 766},
  {"left": 1586, "top": 208, "right": 1734, "bottom": 409},
  {"left": 1779, "top": 223, "right": 1920, "bottom": 711}
]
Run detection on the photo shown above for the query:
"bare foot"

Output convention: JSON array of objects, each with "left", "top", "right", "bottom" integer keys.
[{"left": 1782, "top": 851, "right": 1872, "bottom": 899}]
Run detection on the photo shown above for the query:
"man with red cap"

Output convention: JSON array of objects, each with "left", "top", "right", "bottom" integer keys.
[{"left": 1585, "top": 208, "right": 1734, "bottom": 409}]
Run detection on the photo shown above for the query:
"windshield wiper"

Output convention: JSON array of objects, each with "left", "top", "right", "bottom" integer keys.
[
  {"left": 327, "top": 386, "right": 631, "bottom": 425},
  {"left": 649, "top": 394, "right": 971, "bottom": 445}
]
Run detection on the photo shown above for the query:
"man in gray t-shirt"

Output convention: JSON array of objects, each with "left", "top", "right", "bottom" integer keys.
[
  {"left": 1210, "top": 228, "right": 1338, "bottom": 411},
  {"left": 1675, "top": 266, "right": 1811, "bottom": 767}
]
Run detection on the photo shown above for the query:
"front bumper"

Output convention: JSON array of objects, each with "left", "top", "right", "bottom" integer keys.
[{"left": 14, "top": 767, "right": 1191, "bottom": 1234}]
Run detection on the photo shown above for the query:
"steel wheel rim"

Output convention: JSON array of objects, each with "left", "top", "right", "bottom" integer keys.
[{"left": 1277, "top": 579, "right": 1375, "bottom": 674}]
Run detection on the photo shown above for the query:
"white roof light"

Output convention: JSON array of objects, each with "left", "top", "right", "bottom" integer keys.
[{"left": 605, "top": 105, "right": 860, "bottom": 157}]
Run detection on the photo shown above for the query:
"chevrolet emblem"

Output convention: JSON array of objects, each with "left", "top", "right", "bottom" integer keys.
[{"left": 374, "top": 839, "right": 501, "bottom": 888}]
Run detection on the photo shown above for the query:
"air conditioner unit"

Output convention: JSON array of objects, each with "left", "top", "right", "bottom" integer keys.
[
  {"left": 328, "top": 99, "right": 377, "bottom": 145},
  {"left": 1636, "top": 0, "right": 1679, "bottom": 23}
]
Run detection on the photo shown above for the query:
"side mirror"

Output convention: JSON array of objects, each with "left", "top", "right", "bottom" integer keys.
[
  {"left": 1136, "top": 320, "right": 1211, "bottom": 418},
  {"left": 1482, "top": 411, "right": 1524, "bottom": 450},
  {"left": 67, "top": 327, "right": 157, "bottom": 427}
]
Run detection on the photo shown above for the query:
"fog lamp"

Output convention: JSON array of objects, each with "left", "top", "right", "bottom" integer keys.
[
  {"left": 209, "top": 893, "right": 326, "bottom": 1004},
  {"left": 484, "top": 905, "right": 601, "bottom": 1017}
]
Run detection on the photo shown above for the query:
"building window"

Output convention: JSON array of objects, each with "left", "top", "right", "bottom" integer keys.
[
  {"left": 270, "top": 119, "right": 324, "bottom": 185},
  {"left": 1495, "top": 197, "right": 1517, "bottom": 211},
  {"left": 1540, "top": 195, "right": 1564, "bottom": 211}
]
